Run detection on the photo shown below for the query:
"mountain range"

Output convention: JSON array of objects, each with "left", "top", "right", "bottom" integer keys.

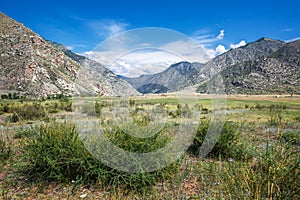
[
  {"left": 0, "top": 11, "right": 299, "bottom": 97},
  {"left": 123, "top": 37, "right": 299, "bottom": 94}
]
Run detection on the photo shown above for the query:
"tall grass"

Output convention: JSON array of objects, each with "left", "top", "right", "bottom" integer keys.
[
  {"left": 0, "top": 136, "right": 11, "bottom": 163},
  {"left": 212, "top": 140, "right": 299, "bottom": 199},
  {"left": 21, "top": 122, "right": 180, "bottom": 190},
  {"left": 188, "top": 121, "right": 253, "bottom": 160}
]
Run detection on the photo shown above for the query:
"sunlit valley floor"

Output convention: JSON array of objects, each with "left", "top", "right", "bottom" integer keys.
[{"left": 0, "top": 94, "right": 299, "bottom": 199}]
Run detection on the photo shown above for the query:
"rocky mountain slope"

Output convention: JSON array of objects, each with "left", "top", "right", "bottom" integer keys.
[
  {"left": 123, "top": 38, "right": 286, "bottom": 94},
  {"left": 193, "top": 37, "right": 285, "bottom": 83},
  {"left": 48, "top": 41, "right": 138, "bottom": 96},
  {"left": 122, "top": 62, "right": 202, "bottom": 93},
  {"left": 197, "top": 40, "right": 300, "bottom": 94},
  {"left": 0, "top": 12, "right": 137, "bottom": 97}
]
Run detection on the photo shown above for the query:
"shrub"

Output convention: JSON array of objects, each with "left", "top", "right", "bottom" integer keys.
[
  {"left": 106, "top": 125, "right": 171, "bottom": 153},
  {"left": 14, "top": 127, "right": 33, "bottom": 139},
  {"left": 0, "top": 103, "right": 4, "bottom": 115},
  {"left": 189, "top": 121, "right": 251, "bottom": 160},
  {"left": 22, "top": 122, "right": 180, "bottom": 189},
  {"left": 279, "top": 131, "right": 300, "bottom": 146},
  {"left": 15, "top": 102, "right": 47, "bottom": 121},
  {"left": 9, "top": 112, "right": 20, "bottom": 123},
  {"left": 255, "top": 103, "right": 266, "bottom": 110},
  {"left": 267, "top": 110, "right": 283, "bottom": 127},
  {"left": 294, "top": 116, "right": 300, "bottom": 122},
  {"left": 3, "top": 103, "right": 9, "bottom": 113},
  {"left": 0, "top": 136, "right": 11, "bottom": 163}
]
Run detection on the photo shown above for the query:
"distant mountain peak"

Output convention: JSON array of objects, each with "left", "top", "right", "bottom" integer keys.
[{"left": 257, "top": 37, "right": 275, "bottom": 41}]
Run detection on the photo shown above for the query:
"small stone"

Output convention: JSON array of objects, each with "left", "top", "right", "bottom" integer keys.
[{"left": 80, "top": 193, "right": 87, "bottom": 198}]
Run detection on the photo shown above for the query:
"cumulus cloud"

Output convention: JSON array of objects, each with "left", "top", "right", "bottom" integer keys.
[
  {"left": 84, "top": 39, "right": 213, "bottom": 77},
  {"left": 83, "top": 27, "right": 221, "bottom": 77},
  {"left": 230, "top": 40, "right": 246, "bottom": 49},
  {"left": 108, "top": 50, "right": 183, "bottom": 77},
  {"left": 217, "top": 30, "right": 225, "bottom": 40},
  {"left": 83, "top": 28, "right": 249, "bottom": 77},
  {"left": 215, "top": 45, "right": 227, "bottom": 54}
]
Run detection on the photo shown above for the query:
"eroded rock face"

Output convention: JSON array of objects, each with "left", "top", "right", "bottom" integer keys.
[{"left": 0, "top": 12, "right": 138, "bottom": 97}]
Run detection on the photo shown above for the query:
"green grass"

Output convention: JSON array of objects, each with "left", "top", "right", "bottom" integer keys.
[
  {"left": 20, "top": 122, "right": 181, "bottom": 190},
  {"left": 0, "top": 136, "right": 11, "bottom": 164},
  {"left": 0, "top": 96, "right": 299, "bottom": 199},
  {"left": 188, "top": 121, "right": 254, "bottom": 161}
]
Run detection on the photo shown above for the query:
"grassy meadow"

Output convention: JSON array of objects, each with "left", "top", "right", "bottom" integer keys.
[{"left": 0, "top": 94, "right": 299, "bottom": 199}]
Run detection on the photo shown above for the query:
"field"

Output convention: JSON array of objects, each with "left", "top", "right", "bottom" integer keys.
[{"left": 0, "top": 95, "right": 299, "bottom": 199}]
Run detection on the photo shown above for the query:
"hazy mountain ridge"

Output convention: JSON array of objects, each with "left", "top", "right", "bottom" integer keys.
[
  {"left": 0, "top": 12, "right": 138, "bottom": 97},
  {"left": 122, "top": 61, "right": 203, "bottom": 93}
]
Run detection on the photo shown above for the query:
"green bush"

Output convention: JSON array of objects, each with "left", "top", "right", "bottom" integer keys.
[
  {"left": 255, "top": 103, "right": 266, "bottom": 110},
  {"left": 0, "top": 103, "right": 3, "bottom": 115},
  {"left": 22, "top": 122, "right": 180, "bottom": 189},
  {"left": 279, "top": 131, "right": 300, "bottom": 146},
  {"left": 14, "top": 127, "right": 33, "bottom": 139},
  {"left": 106, "top": 125, "right": 171, "bottom": 153},
  {"left": 294, "top": 116, "right": 300, "bottom": 122},
  {"left": 267, "top": 110, "right": 283, "bottom": 127},
  {"left": 0, "top": 136, "right": 11, "bottom": 163},
  {"left": 189, "top": 121, "right": 251, "bottom": 160},
  {"left": 8, "top": 112, "right": 20, "bottom": 123}
]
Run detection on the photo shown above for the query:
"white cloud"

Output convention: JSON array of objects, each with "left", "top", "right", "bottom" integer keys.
[
  {"left": 193, "top": 29, "right": 225, "bottom": 45},
  {"left": 281, "top": 28, "right": 294, "bottom": 32},
  {"left": 84, "top": 40, "right": 212, "bottom": 78},
  {"left": 109, "top": 50, "right": 183, "bottom": 77},
  {"left": 159, "top": 40, "right": 213, "bottom": 62},
  {"left": 285, "top": 37, "right": 300, "bottom": 42},
  {"left": 66, "top": 44, "right": 87, "bottom": 51},
  {"left": 217, "top": 30, "right": 225, "bottom": 40},
  {"left": 83, "top": 28, "right": 249, "bottom": 77},
  {"left": 88, "top": 19, "right": 128, "bottom": 38},
  {"left": 105, "top": 22, "right": 127, "bottom": 36},
  {"left": 215, "top": 45, "right": 227, "bottom": 54},
  {"left": 230, "top": 40, "right": 246, "bottom": 49},
  {"left": 83, "top": 27, "right": 222, "bottom": 77}
]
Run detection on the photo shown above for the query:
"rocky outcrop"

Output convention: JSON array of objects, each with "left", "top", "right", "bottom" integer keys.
[
  {"left": 0, "top": 12, "right": 138, "bottom": 97},
  {"left": 48, "top": 41, "right": 138, "bottom": 96}
]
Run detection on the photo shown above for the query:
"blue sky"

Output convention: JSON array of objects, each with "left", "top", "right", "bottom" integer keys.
[{"left": 1, "top": 0, "right": 299, "bottom": 76}]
